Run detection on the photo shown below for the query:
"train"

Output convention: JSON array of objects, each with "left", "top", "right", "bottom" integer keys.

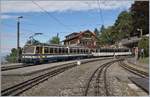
[{"left": 21, "top": 44, "right": 132, "bottom": 64}]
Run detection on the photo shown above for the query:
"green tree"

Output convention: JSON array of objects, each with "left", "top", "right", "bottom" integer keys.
[
  {"left": 94, "top": 28, "right": 99, "bottom": 36},
  {"left": 5, "top": 47, "right": 22, "bottom": 63},
  {"left": 130, "top": 1, "right": 149, "bottom": 36},
  {"left": 138, "top": 36, "right": 149, "bottom": 57},
  {"left": 98, "top": 26, "right": 116, "bottom": 45},
  {"left": 97, "top": 11, "right": 133, "bottom": 46},
  {"left": 99, "top": 25, "right": 105, "bottom": 33},
  {"left": 49, "top": 36, "right": 60, "bottom": 44},
  {"left": 114, "top": 11, "right": 133, "bottom": 39}
]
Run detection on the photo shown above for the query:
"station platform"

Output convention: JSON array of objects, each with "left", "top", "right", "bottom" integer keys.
[
  {"left": 1, "top": 63, "right": 23, "bottom": 67},
  {"left": 2, "top": 57, "right": 112, "bottom": 76},
  {"left": 127, "top": 57, "right": 149, "bottom": 69},
  {"left": 129, "top": 77, "right": 149, "bottom": 93},
  {"left": 124, "top": 60, "right": 149, "bottom": 74}
]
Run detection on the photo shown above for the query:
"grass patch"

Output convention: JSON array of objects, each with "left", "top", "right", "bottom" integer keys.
[{"left": 139, "top": 57, "right": 149, "bottom": 64}]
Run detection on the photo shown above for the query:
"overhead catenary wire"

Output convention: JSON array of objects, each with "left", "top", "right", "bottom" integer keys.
[
  {"left": 3, "top": 23, "right": 36, "bottom": 38},
  {"left": 97, "top": 0, "right": 104, "bottom": 25},
  {"left": 31, "top": 0, "right": 74, "bottom": 31},
  {"left": 97, "top": 0, "right": 111, "bottom": 42}
]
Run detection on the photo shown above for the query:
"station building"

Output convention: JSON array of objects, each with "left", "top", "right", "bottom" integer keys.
[
  {"left": 63, "top": 30, "right": 97, "bottom": 48},
  {"left": 119, "top": 33, "right": 149, "bottom": 48}
]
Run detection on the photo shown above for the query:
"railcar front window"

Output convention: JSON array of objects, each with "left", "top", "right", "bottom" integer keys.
[
  {"left": 50, "top": 48, "right": 53, "bottom": 53},
  {"left": 44, "top": 47, "right": 48, "bottom": 53},
  {"left": 36, "top": 47, "right": 42, "bottom": 54},
  {"left": 23, "top": 46, "right": 35, "bottom": 53}
]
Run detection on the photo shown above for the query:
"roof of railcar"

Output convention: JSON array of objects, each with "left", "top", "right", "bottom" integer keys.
[{"left": 24, "top": 44, "right": 89, "bottom": 48}]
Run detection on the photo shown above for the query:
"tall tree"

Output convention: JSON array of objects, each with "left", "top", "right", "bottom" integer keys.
[
  {"left": 114, "top": 11, "right": 133, "bottom": 39},
  {"left": 49, "top": 36, "right": 60, "bottom": 44},
  {"left": 5, "top": 47, "right": 22, "bottom": 63},
  {"left": 130, "top": 1, "right": 149, "bottom": 37},
  {"left": 98, "top": 26, "right": 116, "bottom": 45},
  {"left": 94, "top": 28, "right": 99, "bottom": 36},
  {"left": 99, "top": 25, "right": 105, "bottom": 33}
]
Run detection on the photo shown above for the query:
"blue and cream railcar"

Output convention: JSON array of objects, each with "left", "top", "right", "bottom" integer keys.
[{"left": 21, "top": 44, "right": 92, "bottom": 63}]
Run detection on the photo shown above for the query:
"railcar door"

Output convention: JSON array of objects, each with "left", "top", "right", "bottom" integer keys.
[
  {"left": 36, "top": 46, "right": 42, "bottom": 54},
  {"left": 36, "top": 46, "right": 43, "bottom": 59}
]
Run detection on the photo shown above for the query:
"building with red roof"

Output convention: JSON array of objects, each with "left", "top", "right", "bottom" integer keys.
[{"left": 63, "top": 30, "right": 97, "bottom": 48}]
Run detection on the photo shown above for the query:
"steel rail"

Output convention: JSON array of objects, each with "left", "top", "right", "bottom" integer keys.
[
  {"left": 94, "top": 62, "right": 112, "bottom": 96},
  {"left": 119, "top": 61, "right": 149, "bottom": 78},
  {"left": 2, "top": 57, "right": 113, "bottom": 71},
  {"left": 84, "top": 59, "right": 121, "bottom": 96},
  {"left": 1, "top": 63, "right": 76, "bottom": 96}
]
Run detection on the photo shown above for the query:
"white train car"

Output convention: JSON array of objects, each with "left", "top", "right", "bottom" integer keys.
[{"left": 92, "top": 48, "right": 132, "bottom": 57}]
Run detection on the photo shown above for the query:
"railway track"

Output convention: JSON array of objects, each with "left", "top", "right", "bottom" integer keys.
[
  {"left": 1, "top": 63, "right": 77, "bottom": 96},
  {"left": 1, "top": 57, "right": 112, "bottom": 71},
  {"left": 1, "top": 63, "right": 36, "bottom": 71},
  {"left": 119, "top": 60, "right": 149, "bottom": 94},
  {"left": 84, "top": 59, "right": 121, "bottom": 96},
  {"left": 119, "top": 61, "right": 149, "bottom": 78}
]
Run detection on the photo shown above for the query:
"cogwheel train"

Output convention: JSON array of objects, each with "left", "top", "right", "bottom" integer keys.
[{"left": 21, "top": 44, "right": 131, "bottom": 64}]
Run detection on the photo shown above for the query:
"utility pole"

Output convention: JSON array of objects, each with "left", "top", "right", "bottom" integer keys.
[
  {"left": 17, "top": 16, "right": 23, "bottom": 63},
  {"left": 57, "top": 33, "right": 59, "bottom": 38},
  {"left": 137, "top": 28, "right": 143, "bottom": 37}
]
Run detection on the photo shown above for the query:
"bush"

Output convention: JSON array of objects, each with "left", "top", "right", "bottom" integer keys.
[
  {"left": 138, "top": 36, "right": 149, "bottom": 57},
  {"left": 5, "top": 47, "right": 22, "bottom": 63}
]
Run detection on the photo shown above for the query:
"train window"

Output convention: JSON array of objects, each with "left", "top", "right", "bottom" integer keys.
[
  {"left": 78, "top": 49, "right": 80, "bottom": 53},
  {"left": 81, "top": 49, "right": 83, "bottom": 53},
  {"left": 84, "top": 49, "right": 86, "bottom": 53},
  {"left": 80, "top": 49, "right": 82, "bottom": 53},
  {"left": 96, "top": 49, "right": 98, "bottom": 52},
  {"left": 75, "top": 49, "right": 77, "bottom": 54},
  {"left": 36, "top": 47, "right": 42, "bottom": 54},
  {"left": 70, "top": 48, "right": 72, "bottom": 53},
  {"left": 62, "top": 48, "right": 64, "bottom": 53},
  {"left": 44, "top": 47, "right": 48, "bottom": 53},
  {"left": 23, "top": 46, "right": 35, "bottom": 53},
  {"left": 86, "top": 49, "right": 88, "bottom": 53},
  {"left": 78, "top": 49, "right": 81, "bottom": 54},
  {"left": 65, "top": 48, "right": 68, "bottom": 53},
  {"left": 61, "top": 48, "right": 63, "bottom": 53},
  {"left": 76, "top": 48, "right": 78, "bottom": 53},
  {"left": 75, "top": 48, "right": 78, "bottom": 54},
  {"left": 50, "top": 48, "right": 53, "bottom": 53},
  {"left": 59, "top": 48, "right": 62, "bottom": 54},
  {"left": 73, "top": 49, "right": 75, "bottom": 54},
  {"left": 82, "top": 49, "right": 84, "bottom": 53},
  {"left": 54, "top": 48, "right": 57, "bottom": 53},
  {"left": 83, "top": 49, "right": 85, "bottom": 53},
  {"left": 71, "top": 49, "right": 74, "bottom": 53},
  {"left": 77, "top": 49, "right": 80, "bottom": 54},
  {"left": 101, "top": 49, "right": 104, "bottom": 52}
]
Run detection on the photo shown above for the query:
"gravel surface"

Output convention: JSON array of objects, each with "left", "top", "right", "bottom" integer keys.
[
  {"left": 126, "top": 57, "right": 149, "bottom": 69},
  {"left": 20, "top": 59, "right": 114, "bottom": 96},
  {"left": 107, "top": 61, "right": 148, "bottom": 96},
  {"left": 1, "top": 57, "right": 111, "bottom": 90},
  {"left": 2, "top": 58, "right": 148, "bottom": 96}
]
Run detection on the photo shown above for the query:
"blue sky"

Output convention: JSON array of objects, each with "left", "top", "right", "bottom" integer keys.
[{"left": 1, "top": 0, "right": 134, "bottom": 54}]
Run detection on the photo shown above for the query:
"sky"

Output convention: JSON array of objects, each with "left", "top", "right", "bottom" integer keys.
[{"left": 1, "top": 0, "right": 134, "bottom": 54}]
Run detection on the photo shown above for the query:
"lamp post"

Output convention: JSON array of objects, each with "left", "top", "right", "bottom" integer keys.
[
  {"left": 17, "top": 16, "right": 23, "bottom": 63},
  {"left": 137, "top": 28, "right": 143, "bottom": 37}
]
